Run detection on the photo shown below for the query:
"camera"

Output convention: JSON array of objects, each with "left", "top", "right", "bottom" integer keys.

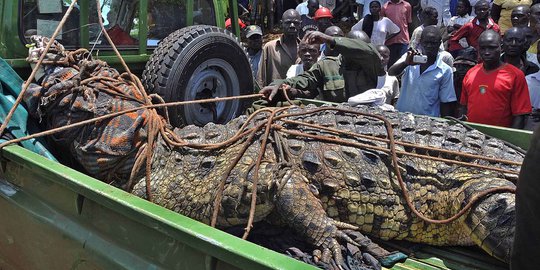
[{"left": 412, "top": 54, "right": 428, "bottom": 64}]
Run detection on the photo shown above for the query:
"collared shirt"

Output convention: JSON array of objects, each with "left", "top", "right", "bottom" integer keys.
[
  {"left": 395, "top": 53, "right": 457, "bottom": 117},
  {"left": 257, "top": 36, "right": 300, "bottom": 87},
  {"left": 248, "top": 50, "right": 262, "bottom": 79},
  {"left": 421, "top": 0, "right": 452, "bottom": 26},
  {"left": 461, "top": 63, "right": 531, "bottom": 127},
  {"left": 526, "top": 71, "right": 540, "bottom": 109},
  {"left": 448, "top": 18, "right": 500, "bottom": 52},
  {"left": 381, "top": 0, "right": 412, "bottom": 45},
  {"left": 448, "top": 14, "right": 475, "bottom": 48}
]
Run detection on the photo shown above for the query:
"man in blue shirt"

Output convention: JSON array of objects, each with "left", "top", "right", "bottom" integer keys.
[{"left": 388, "top": 25, "right": 456, "bottom": 117}]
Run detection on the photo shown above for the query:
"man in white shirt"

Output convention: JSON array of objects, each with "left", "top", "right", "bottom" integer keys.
[{"left": 348, "top": 45, "right": 400, "bottom": 108}]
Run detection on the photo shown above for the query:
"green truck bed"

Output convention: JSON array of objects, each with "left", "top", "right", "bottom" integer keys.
[{"left": 0, "top": 120, "right": 527, "bottom": 270}]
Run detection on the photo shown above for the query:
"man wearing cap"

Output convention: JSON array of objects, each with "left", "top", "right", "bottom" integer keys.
[
  {"left": 453, "top": 48, "right": 477, "bottom": 108},
  {"left": 245, "top": 25, "right": 263, "bottom": 78},
  {"left": 314, "top": 7, "right": 334, "bottom": 33},
  {"left": 257, "top": 9, "right": 301, "bottom": 87}
]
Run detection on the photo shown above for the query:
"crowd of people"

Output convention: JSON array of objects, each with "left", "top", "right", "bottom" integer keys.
[{"left": 236, "top": 0, "right": 540, "bottom": 131}]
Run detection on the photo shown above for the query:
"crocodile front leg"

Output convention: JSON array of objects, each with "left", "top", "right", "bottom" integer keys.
[{"left": 274, "top": 168, "right": 393, "bottom": 267}]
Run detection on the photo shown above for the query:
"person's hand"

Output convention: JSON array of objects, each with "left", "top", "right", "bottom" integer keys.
[
  {"left": 405, "top": 49, "right": 423, "bottom": 66},
  {"left": 259, "top": 84, "right": 293, "bottom": 101},
  {"left": 259, "top": 84, "right": 280, "bottom": 101},
  {"left": 303, "top": 31, "right": 333, "bottom": 45}
]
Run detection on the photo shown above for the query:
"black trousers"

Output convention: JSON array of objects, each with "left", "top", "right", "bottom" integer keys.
[{"left": 511, "top": 127, "right": 540, "bottom": 269}]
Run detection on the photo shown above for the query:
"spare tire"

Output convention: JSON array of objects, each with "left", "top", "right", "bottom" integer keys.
[{"left": 142, "top": 25, "right": 254, "bottom": 127}]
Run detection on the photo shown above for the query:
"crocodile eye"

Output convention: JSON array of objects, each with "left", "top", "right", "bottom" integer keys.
[{"left": 201, "top": 156, "right": 215, "bottom": 169}]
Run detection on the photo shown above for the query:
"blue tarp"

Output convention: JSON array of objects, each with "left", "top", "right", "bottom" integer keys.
[{"left": 0, "top": 58, "right": 56, "bottom": 160}]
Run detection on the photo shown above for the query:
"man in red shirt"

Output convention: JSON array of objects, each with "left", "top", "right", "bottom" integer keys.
[
  {"left": 381, "top": 0, "right": 412, "bottom": 66},
  {"left": 448, "top": 0, "right": 500, "bottom": 57},
  {"left": 460, "top": 30, "right": 531, "bottom": 128}
]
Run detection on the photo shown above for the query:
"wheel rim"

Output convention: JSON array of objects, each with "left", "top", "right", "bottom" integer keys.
[{"left": 183, "top": 59, "right": 241, "bottom": 126}]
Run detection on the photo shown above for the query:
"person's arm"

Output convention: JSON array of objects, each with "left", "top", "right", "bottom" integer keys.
[
  {"left": 256, "top": 45, "right": 267, "bottom": 87},
  {"left": 491, "top": 4, "right": 502, "bottom": 23},
  {"left": 511, "top": 115, "right": 527, "bottom": 129},
  {"left": 458, "top": 104, "right": 468, "bottom": 119},
  {"left": 388, "top": 50, "right": 417, "bottom": 76},
  {"left": 448, "top": 22, "right": 470, "bottom": 51},
  {"left": 439, "top": 67, "right": 458, "bottom": 117},
  {"left": 305, "top": 31, "right": 383, "bottom": 77},
  {"left": 259, "top": 62, "right": 325, "bottom": 101},
  {"left": 509, "top": 72, "right": 533, "bottom": 129}
]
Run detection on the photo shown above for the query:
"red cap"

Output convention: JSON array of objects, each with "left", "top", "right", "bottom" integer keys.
[
  {"left": 225, "top": 18, "right": 246, "bottom": 29},
  {"left": 314, "top": 7, "right": 333, "bottom": 20}
]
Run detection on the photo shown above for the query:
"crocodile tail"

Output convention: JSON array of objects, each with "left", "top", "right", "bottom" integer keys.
[{"left": 461, "top": 177, "right": 516, "bottom": 263}]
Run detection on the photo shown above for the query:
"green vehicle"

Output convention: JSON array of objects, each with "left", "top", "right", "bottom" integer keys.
[{"left": 1, "top": 0, "right": 253, "bottom": 127}]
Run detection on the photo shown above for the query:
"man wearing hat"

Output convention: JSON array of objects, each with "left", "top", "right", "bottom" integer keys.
[
  {"left": 245, "top": 25, "right": 263, "bottom": 78},
  {"left": 453, "top": 48, "right": 477, "bottom": 107}
]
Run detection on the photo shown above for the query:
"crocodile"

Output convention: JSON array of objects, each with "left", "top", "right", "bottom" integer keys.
[
  {"left": 130, "top": 104, "right": 520, "bottom": 264},
  {"left": 22, "top": 36, "right": 521, "bottom": 267}
]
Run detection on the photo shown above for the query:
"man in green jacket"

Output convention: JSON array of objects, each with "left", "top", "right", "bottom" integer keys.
[{"left": 260, "top": 31, "right": 383, "bottom": 103}]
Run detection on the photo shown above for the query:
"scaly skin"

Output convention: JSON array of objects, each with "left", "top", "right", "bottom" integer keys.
[{"left": 132, "top": 105, "right": 521, "bottom": 263}]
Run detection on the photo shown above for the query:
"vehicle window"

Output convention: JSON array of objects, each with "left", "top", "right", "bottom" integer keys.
[
  {"left": 90, "top": 0, "right": 140, "bottom": 47},
  {"left": 21, "top": 0, "right": 81, "bottom": 47},
  {"left": 193, "top": 0, "right": 215, "bottom": 26},
  {"left": 147, "top": 0, "right": 187, "bottom": 46}
]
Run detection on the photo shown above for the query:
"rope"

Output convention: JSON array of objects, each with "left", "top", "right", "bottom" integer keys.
[{"left": 0, "top": 0, "right": 79, "bottom": 137}]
